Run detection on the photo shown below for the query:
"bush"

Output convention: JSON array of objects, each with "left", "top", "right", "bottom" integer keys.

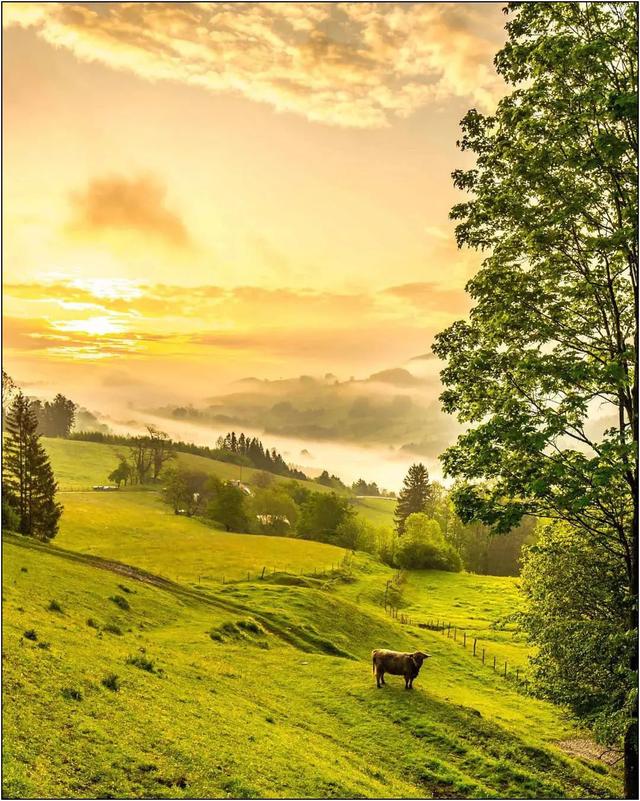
[
  {"left": 117, "top": 584, "right": 135, "bottom": 594},
  {"left": 2, "top": 499, "right": 20, "bottom": 532},
  {"left": 101, "top": 673, "right": 121, "bottom": 692},
  {"left": 37, "top": 641, "right": 51, "bottom": 650},
  {"left": 23, "top": 629, "right": 37, "bottom": 641},
  {"left": 48, "top": 599, "right": 63, "bottom": 613},
  {"left": 126, "top": 654, "right": 156, "bottom": 673},
  {"left": 104, "top": 623, "right": 123, "bottom": 636},
  {"left": 61, "top": 687, "right": 83, "bottom": 701},
  {"left": 86, "top": 618, "right": 99, "bottom": 629},
  {"left": 110, "top": 595, "right": 130, "bottom": 611},
  {"left": 395, "top": 514, "right": 462, "bottom": 572}
]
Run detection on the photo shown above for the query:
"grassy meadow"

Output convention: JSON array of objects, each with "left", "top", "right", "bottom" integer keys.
[
  {"left": 3, "top": 438, "right": 623, "bottom": 798},
  {"left": 42, "top": 437, "right": 340, "bottom": 495}
]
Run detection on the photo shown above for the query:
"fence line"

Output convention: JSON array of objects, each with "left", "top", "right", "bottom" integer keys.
[{"left": 382, "top": 607, "right": 530, "bottom": 691}]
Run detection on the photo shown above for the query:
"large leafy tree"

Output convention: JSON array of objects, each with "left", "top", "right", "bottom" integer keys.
[
  {"left": 3, "top": 392, "right": 62, "bottom": 541},
  {"left": 394, "top": 463, "right": 432, "bottom": 534},
  {"left": 432, "top": 3, "right": 637, "bottom": 794}
]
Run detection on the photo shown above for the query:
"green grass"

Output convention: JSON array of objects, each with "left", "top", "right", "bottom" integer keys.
[
  {"left": 43, "top": 437, "right": 340, "bottom": 494},
  {"left": 56, "top": 490, "right": 346, "bottom": 585},
  {"left": 3, "top": 437, "right": 623, "bottom": 797},
  {"left": 3, "top": 537, "right": 621, "bottom": 799},
  {"left": 353, "top": 496, "right": 396, "bottom": 527}
]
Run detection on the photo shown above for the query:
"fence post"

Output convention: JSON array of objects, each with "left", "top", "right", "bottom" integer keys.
[
  {"left": 463, "top": 632, "right": 467, "bottom": 648},
  {"left": 454, "top": 627, "right": 457, "bottom": 642},
  {"left": 516, "top": 668, "right": 520, "bottom": 682},
  {"left": 261, "top": 566, "right": 266, "bottom": 580},
  {"left": 504, "top": 661, "right": 507, "bottom": 678},
  {"left": 482, "top": 648, "right": 485, "bottom": 664},
  {"left": 493, "top": 656, "right": 496, "bottom": 672},
  {"left": 473, "top": 638, "right": 477, "bottom": 657},
  {"left": 447, "top": 624, "right": 451, "bottom": 638},
  {"left": 247, "top": 571, "right": 250, "bottom": 582},
  {"left": 222, "top": 576, "right": 225, "bottom": 585}
]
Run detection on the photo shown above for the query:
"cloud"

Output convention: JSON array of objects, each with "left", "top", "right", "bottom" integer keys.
[
  {"left": 67, "top": 174, "right": 191, "bottom": 248},
  {"left": 384, "top": 282, "right": 471, "bottom": 316},
  {"left": 5, "top": 3, "right": 507, "bottom": 128}
]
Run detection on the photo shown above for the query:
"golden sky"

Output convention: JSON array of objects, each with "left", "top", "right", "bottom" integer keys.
[{"left": 3, "top": 2, "right": 507, "bottom": 405}]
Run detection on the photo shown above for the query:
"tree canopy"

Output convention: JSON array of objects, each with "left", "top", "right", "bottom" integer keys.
[{"left": 432, "top": 3, "right": 637, "bottom": 794}]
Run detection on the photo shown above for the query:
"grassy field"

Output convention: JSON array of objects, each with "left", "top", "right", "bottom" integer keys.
[
  {"left": 56, "top": 491, "right": 346, "bottom": 585},
  {"left": 352, "top": 496, "right": 396, "bottom": 527},
  {"left": 42, "top": 438, "right": 340, "bottom": 495},
  {"left": 3, "top": 537, "right": 621, "bottom": 799},
  {"left": 3, "top": 438, "right": 623, "bottom": 797}
]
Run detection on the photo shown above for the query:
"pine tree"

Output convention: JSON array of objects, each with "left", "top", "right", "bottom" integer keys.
[
  {"left": 394, "top": 463, "right": 432, "bottom": 535},
  {"left": 3, "top": 392, "right": 61, "bottom": 541}
]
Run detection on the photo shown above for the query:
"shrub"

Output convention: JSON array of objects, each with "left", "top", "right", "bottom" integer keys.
[
  {"left": 237, "top": 618, "right": 265, "bottom": 635},
  {"left": 101, "top": 673, "right": 121, "bottom": 692},
  {"left": 23, "top": 629, "right": 37, "bottom": 641},
  {"left": 61, "top": 687, "right": 83, "bottom": 701},
  {"left": 126, "top": 655, "right": 156, "bottom": 673},
  {"left": 117, "top": 584, "right": 135, "bottom": 594},
  {"left": 86, "top": 618, "right": 99, "bottom": 629},
  {"left": 395, "top": 514, "right": 462, "bottom": 572},
  {"left": 48, "top": 599, "right": 63, "bottom": 613},
  {"left": 2, "top": 500, "right": 20, "bottom": 532},
  {"left": 104, "top": 623, "right": 123, "bottom": 636},
  {"left": 20, "top": 567, "right": 27, "bottom": 573},
  {"left": 37, "top": 641, "right": 51, "bottom": 650},
  {"left": 110, "top": 595, "right": 130, "bottom": 611}
]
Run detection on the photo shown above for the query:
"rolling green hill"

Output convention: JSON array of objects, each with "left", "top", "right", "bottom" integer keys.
[
  {"left": 56, "top": 490, "right": 346, "bottom": 585},
  {"left": 3, "top": 437, "right": 623, "bottom": 798},
  {"left": 42, "top": 437, "right": 342, "bottom": 494},
  {"left": 3, "top": 536, "right": 620, "bottom": 799},
  {"left": 352, "top": 496, "right": 396, "bottom": 527}
]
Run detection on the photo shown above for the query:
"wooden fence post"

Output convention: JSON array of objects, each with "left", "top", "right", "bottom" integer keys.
[
  {"left": 463, "top": 632, "right": 467, "bottom": 648},
  {"left": 482, "top": 648, "right": 485, "bottom": 664},
  {"left": 261, "top": 566, "right": 266, "bottom": 580},
  {"left": 516, "top": 668, "right": 520, "bottom": 682},
  {"left": 247, "top": 571, "right": 250, "bottom": 582},
  {"left": 473, "top": 638, "right": 477, "bottom": 657},
  {"left": 504, "top": 661, "right": 507, "bottom": 678},
  {"left": 454, "top": 627, "right": 457, "bottom": 642},
  {"left": 493, "top": 656, "right": 496, "bottom": 672}
]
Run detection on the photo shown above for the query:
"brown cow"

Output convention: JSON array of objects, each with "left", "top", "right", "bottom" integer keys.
[{"left": 371, "top": 649, "right": 431, "bottom": 689}]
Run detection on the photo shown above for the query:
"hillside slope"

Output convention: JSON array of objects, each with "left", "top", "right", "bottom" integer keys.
[
  {"left": 42, "top": 437, "right": 342, "bottom": 494},
  {"left": 4, "top": 535, "right": 621, "bottom": 799}
]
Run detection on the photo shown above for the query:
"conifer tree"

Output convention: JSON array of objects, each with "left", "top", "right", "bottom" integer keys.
[
  {"left": 394, "top": 463, "right": 432, "bottom": 535},
  {"left": 3, "top": 392, "right": 61, "bottom": 541}
]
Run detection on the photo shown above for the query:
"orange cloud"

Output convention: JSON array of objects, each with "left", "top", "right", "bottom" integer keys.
[
  {"left": 4, "top": 3, "right": 507, "bottom": 128},
  {"left": 67, "top": 174, "right": 191, "bottom": 248}
]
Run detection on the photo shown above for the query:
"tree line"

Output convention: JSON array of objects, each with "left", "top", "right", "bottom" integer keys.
[{"left": 215, "top": 431, "right": 308, "bottom": 480}]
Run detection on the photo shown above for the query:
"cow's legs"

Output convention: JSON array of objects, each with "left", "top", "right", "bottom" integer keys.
[{"left": 376, "top": 668, "right": 384, "bottom": 688}]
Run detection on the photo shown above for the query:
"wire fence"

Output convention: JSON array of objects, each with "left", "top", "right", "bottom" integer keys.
[{"left": 383, "top": 607, "right": 530, "bottom": 691}]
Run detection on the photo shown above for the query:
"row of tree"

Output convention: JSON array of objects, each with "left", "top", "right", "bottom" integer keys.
[
  {"left": 215, "top": 431, "right": 307, "bottom": 479},
  {"left": 351, "top": 478, "right": 395, "bottom": 498}
]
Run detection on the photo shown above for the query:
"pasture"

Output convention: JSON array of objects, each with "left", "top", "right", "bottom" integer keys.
[
  {"left": 2, "top": 437, "right": 623, "bottom": 798},
  {"left": 3, "top": 537, "right": 621, "bottom": 799}
]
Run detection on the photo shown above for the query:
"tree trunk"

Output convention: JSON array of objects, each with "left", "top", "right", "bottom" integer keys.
[{"left": 625, "top": 505, "right": 639, "bottom": 799}]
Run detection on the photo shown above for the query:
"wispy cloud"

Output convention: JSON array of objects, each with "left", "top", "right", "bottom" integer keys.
[
  {"left": 4, "top": 277, "right": 471, "bottom": 363},
  {"left": 5, "top": 3, "right": 506, "bottom": 128}
]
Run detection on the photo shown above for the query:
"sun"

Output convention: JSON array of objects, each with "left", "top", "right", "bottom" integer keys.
[{"left": 52, "top": 316, "right": 125, "bottom": 336}]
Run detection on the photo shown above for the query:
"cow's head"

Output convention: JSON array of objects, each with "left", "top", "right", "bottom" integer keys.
[{"left": 412, "top": 651, "right": 431, "bottom": 668}]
